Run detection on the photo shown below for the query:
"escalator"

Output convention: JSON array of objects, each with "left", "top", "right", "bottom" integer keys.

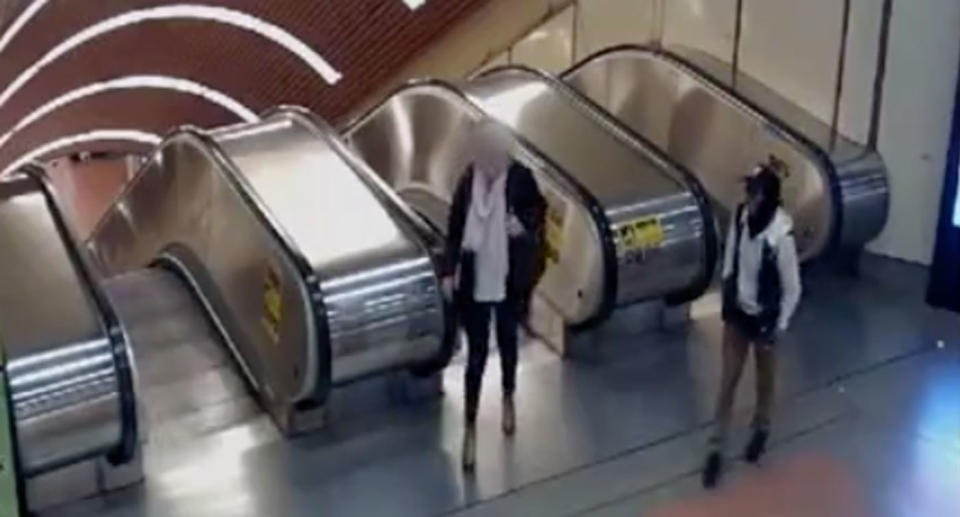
[
  {"left": 1, "top": 107, "right": 448, "bottom": 512},
  {"left": 0, "top": 168, "right": 138, "bottom": 513},
  {"left": 86, "top": 108, "right": 446, "bottom": 435},
  {"left": 562, "top": 45, "right": 889, "bottom": 259},
  {"left": 345, "top": 73, "right": 718, "bottom": 330},
  {"left": 99, "top": 268, "right": 257, "bottom": 447}
]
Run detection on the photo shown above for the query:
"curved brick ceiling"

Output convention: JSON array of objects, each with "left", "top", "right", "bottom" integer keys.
[{"left": 0, "top": 0, "right": 486, "bottom": 170}]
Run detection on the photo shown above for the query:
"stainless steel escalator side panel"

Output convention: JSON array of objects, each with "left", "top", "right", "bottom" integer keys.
[
  {"left": 209, "top": 109, "right": 444, "bottom": 386},
  {"left": 85, "top": 130, "right": 320, "bottom": 417},
  {"left": 344, "top": 81, "right": 612, "bottom": 326},
  {"left": 563, "top": 45, "right": 889, "bottom": 257},
  {"left": 0, "top": 169, "right": 136, "bottom": 476},
  {"left": 465, "top": 67, "right": 713, "bottom": 308}
]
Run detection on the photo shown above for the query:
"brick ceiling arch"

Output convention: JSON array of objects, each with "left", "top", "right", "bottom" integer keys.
[
  {"left": 0, "top": 0, "right": 487, "bottom": 169},
  {"left": 0, "top": 88, "right": 239, "bottom": 171}
]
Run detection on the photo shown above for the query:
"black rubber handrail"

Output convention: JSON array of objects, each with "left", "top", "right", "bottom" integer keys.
[
  {"left": 562, "top": 44, "right": 846, "bottom": 258},
  {"left": 472, "top": 65, "right": 720, "bottom": 304},
  {"left": 345, "top": 79, "right": 621, "bottom": 329}
]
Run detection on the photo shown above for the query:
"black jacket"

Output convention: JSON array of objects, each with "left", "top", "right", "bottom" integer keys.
[{"left": 443, "top": 162, "right": 546, "bottom": 305}]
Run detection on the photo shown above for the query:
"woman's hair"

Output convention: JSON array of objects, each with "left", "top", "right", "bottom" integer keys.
[
  {"left": 746, "top": 157, "right": 785, "bottom": 236},
  {"left": 747, "top": 155, "right": 787, "bottom": 205}
]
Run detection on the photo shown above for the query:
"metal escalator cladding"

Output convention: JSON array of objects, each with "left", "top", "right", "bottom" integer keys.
[
  {"left": 0, "top": 174, "right": 133, "bottom": 477},
  {"left": 1, "top": 341, "right": 26, "bottom": 515},
  {"left": 345, "top": 81, "right": 613, "bottom": 327},
  {"left": 562, "top": 45, "right": 890, "bottom": 259},
  {"left": 88, "top": 110, "right": 444, "bottom": 429},
  {"left": 99, "top": 268, "right": 257, "bottom": 443},
  {"left": 86, "top": 129, "right": 319, "bottom": 417},
  {"left": 209, "top": 109, "right": 444, "bottom": 386},
  {"left": 464, "top": 67, "right": 713, "bottom": 308}
]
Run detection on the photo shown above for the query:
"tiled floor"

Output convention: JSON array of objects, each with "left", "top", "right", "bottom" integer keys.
[{"left": 48, "top": 255, "right": 959, "bottom": 516}]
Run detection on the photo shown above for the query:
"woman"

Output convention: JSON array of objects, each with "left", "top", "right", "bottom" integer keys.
[
  {"left": 702, "top": 159, "right": 802, "bottom": 488},
  {"left": 442, "top": 121, "right": 545, "bottom": 472}
]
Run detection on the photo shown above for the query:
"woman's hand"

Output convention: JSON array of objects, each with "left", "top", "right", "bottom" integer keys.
[
  {"left": 507, "top": 214, "right": 525, "bottom": 237},
  {"left": 442, "top": 267, "right": 460, "bottom": 301},
  {"left": 441, "top": 276, "right": 455, "bottom": 301}
]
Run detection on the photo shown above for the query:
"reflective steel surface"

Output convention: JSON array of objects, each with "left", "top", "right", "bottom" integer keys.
[
  {"left": 88, "top": 109, "right": 444, "bottom": 421},
  {"left": 345, "top": 81, "right": 611, "bottom": 325},
  {"left": 0, "top": 173, "right": 133, "bottom": 476},
  {"left": 211, "top": 109, "right": 444, "bottom": 385},
  {"left": 99, "top": 269, "right": 256, "bottom": 445},
  {"left": 464, "top": 67, "right": 713, "bottom": 307},
  {"left": 563, "top": 46, "right": 890, "bottom": 258},
  {"left": 86, "top": 129, "right": 318, "bottom": 426}
]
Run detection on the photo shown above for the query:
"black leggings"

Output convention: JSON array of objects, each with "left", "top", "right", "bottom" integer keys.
[{"left": 463, "top": 300, "right": 519, "bottom": 425}]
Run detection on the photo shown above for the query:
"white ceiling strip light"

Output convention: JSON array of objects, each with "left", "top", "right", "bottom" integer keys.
[
  {"left": 0, "top": 0, "right": 49, "bottom": 56},
  {"left": 0, "top": 4, "right": 341, "bottom": 112},
  {"left": 2, "top": 129, "right": 162, "bottom": 177},
  {"left": 0, "top": 75, "right": 258, "bottom": 149},
  {"left": 1, "top": 1, "right": 428, "bottom": 56}
]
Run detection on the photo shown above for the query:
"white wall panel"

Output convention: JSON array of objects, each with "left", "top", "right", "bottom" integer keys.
[
  {"left": 739, "top": 0, "right": 844, "bottom": 125},
  {"left": 476, "top": 50, "right": 510, "bottom": 74},
  {"left": 869, "top": 0, "right": 960, "bottom": 264},
  {"left": 662, "top": 0, "right": 738, "bottom": 63},
  {"left": 575, "top": 0, "right": 658, "bottom": 61},
  {"left": 511, "top": 6, "right": 575, "bottom": 73},
  {"left": 837, "top": 0, "right": 884, "bottom": 144}
]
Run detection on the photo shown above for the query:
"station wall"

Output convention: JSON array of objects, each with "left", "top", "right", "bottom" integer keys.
[{"left": 401, "top": 0, "right": 960, "bottom": 265}]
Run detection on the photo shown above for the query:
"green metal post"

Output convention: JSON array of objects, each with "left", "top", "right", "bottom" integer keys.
[{"left": 0, "top": 342, "right": 24, "bottom": 517}]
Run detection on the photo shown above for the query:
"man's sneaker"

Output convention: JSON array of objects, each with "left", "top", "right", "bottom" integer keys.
[
  {"left": 701, "top": 451, "right": 723, "bottom": 488},
  {"left": 744, "top": 429, "right": 769, "bottom": 463}
]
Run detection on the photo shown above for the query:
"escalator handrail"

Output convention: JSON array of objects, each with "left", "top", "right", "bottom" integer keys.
[
  {"left": 562, "top": 44, "right": 845, "bottom": 256},
  {"left": 16, "top": 163, "right": 138, "bottom": 468},
  {"left": 345, "top": 79, "right": 621, "bottom": 329},
  {"left": 472, "top": 65, "right": 720, "bottom": 303}
]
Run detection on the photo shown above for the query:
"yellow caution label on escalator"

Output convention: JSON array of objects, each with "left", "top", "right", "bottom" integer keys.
[
  {"left": 619, "top": 216, "right": 665, "bottom": 256},
  {"left": 262, "top": 263, "right": 283, "bottom": 345},
  {"left": 544, "top": 190, "right": 566, "bottom": 266}
]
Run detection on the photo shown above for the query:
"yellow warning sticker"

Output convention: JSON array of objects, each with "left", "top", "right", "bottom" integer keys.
[
  {"left": 543, "top": 191, "right": 567, "bottom": 266},
  {"left": 262, "top": 263, "right": 283, "bottom": 344},
  {"left": 618, "top": 216, "right": 665, "bottom": 253}
]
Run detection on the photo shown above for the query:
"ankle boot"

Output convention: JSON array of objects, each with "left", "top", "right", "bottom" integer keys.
[
  {"left": 462, "top": 426, "right": 476, "bottom": 472},
  {"left": 702, "top": 451, "right": 723, "bottom": 488},
  {"left": 744, "top": 429, "right": 769, "bottom": 463},
  {"left": 502, "top": 396, "right": 516, "bottom": 436}
]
